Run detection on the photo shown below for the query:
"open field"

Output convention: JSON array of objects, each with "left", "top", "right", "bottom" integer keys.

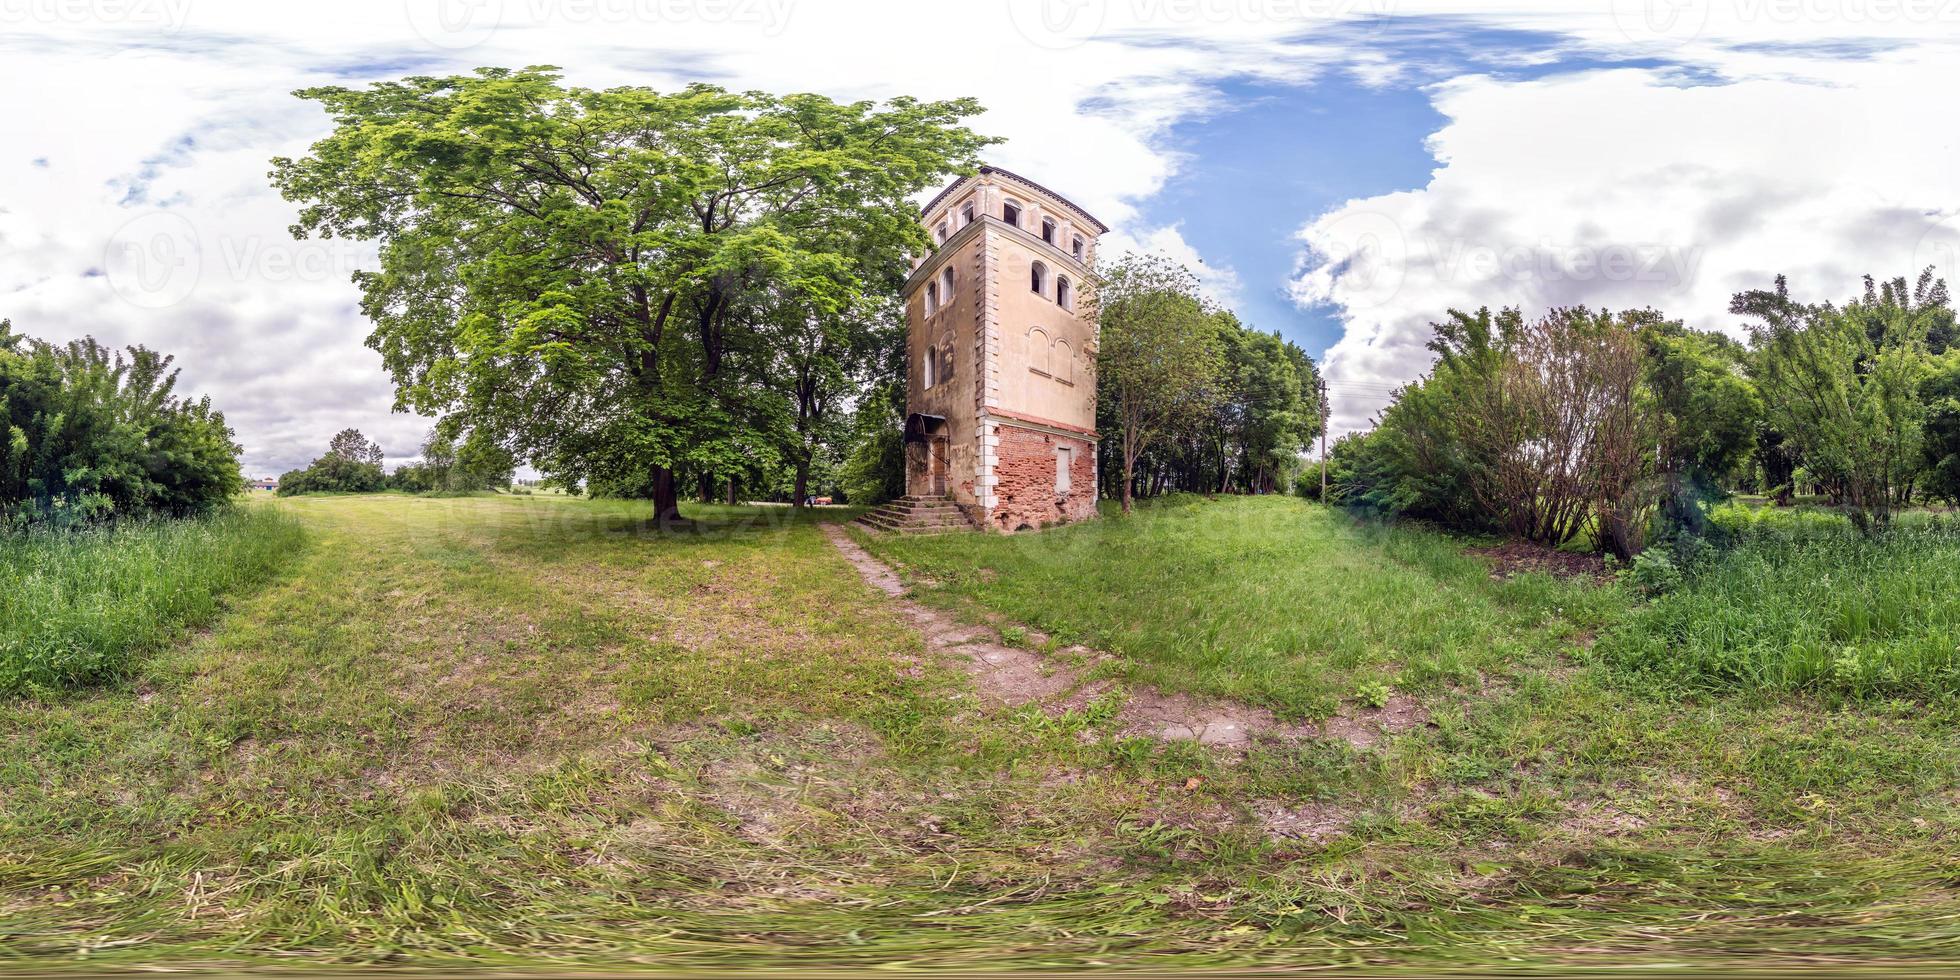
[{"left": 8, "top": 493, "right": 1960, "bottom": 970}]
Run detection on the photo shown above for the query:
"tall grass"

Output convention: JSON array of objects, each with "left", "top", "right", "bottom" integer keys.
[
  {"left": 1602, "top": 509, "right": 1960, "bottom": 698},
  {"left": 0, "top": 504, "right": 305, "bottom": 692}
]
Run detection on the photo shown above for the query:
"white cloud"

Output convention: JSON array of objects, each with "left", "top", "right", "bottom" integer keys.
[
  {"left": 1103, "top": 223, "right": 1246, "bottom": 307},
  {"left": 1296, "top": 41, "right": 1960, "bottom": 436}
]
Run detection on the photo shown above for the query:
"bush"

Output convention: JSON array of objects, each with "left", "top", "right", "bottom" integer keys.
[
  {"left": 0, "top": 506, "right": 306, "bottom": 692},
  {"left": 277, "top": 455, "right": 385, "bottom": 496},
  {"left": 1600, "top": 514, "right": 1960, "bottom": 699},
  {"left": 0, "top": 323, "right": 242, "bottom": 524}
]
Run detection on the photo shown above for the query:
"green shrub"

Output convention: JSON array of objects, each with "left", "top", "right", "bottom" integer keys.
[
  {"left": 1600, "top": 515, "right": 1960, "bottom": 699},
  {"left": 0, "top": 506, "right": 305, "bottom": 692},
  {"left": 0, "top": 323, "right": 243, "bottom": 524}
]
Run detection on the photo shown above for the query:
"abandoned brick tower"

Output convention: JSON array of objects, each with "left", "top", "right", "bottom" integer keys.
[{"left": 901, "top": 166, "right": 1106, "bottom": 532}]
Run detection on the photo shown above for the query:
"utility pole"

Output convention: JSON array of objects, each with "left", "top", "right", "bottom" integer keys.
[{"left": 1318, "top": 377, "right": 1329, "bottom": 501}]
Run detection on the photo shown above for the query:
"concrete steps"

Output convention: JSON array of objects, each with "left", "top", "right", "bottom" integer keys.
[{"left": 853, "top": 495, "right": 975, "bottom": 535}]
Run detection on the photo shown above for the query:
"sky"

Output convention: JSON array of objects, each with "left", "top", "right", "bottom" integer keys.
[{"left": 2, "top": 1, "right": 1958, "bottom": 474}]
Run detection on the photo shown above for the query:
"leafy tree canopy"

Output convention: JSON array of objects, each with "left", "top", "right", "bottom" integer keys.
[{"left": 272, "top": 67, "right": 991, "bottom": 521}]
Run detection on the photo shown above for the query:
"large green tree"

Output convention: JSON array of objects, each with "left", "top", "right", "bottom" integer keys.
[
  {"left": 272, "top": 68, "right": 988, "bottom": 522},
  {"left": 1093, "top": 255, "right": 1224, "bottom": 513}
]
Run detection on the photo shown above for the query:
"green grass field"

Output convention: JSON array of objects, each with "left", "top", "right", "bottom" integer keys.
[
  {"left": 7, "top": 492, "right": 1960, "bottom": 971},
  {"left": 0, "top": 506, "right": 305, "bottom": 692}
]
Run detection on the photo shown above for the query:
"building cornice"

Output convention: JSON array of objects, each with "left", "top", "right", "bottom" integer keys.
[
  {"left": 904, "top": 215, "right": 1094, "bottom": 296},
  {"left": 983, "top": 407, "right": 1100, "bottom": 441},
  {"left": 922, "top": 165, "right": 1109, "bottom": 236}
]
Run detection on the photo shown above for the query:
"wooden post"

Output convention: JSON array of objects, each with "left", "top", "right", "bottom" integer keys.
[{"left": 1318, "top": 378, "right": 1329, "bottom": 501}]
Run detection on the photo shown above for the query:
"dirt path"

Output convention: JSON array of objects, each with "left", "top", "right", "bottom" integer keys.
[{"left": 822, "top": 525, "right": 1427, "bottom": 750}]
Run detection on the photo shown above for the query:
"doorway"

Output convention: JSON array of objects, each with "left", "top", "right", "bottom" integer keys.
[{"left": 929, "top": 436, "right": 949, "bottom": 496}]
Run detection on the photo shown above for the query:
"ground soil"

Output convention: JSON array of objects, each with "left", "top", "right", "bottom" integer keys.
[{"left": 1469, "top": 540, "right": 1613, "bottom": 582}]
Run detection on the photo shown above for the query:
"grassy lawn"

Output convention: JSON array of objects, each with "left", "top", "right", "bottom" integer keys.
[
  {"left": 860, "top": 494, "right": 1623, "bottom": 718},
  {"left": 8, "top": 492, "right": 1960, "bottom": 970}
]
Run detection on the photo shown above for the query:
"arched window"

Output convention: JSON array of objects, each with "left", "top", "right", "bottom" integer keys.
[
  {"left": 1071, "top": 236, "right": 1085, "bottom": 262},
  {"left": 924, "top": 345, "right": 937, "bottom": 388},
  {"left": 1054, "top": 339, "right": 1073, "bottom": 382},
  {"left": 1040, "top": 218, "right": 1056, "bottom": 244},
  {"left": 941, "top": 266, "right": 955, "bottom": 303},
  {"left": 1055, "top": 275, "right": 1072, "bottom": 310},
  {"left": 940, "top": 345, "right": 955, "bottom": 383},
  {"left": 1027, "top": 326, "right": 1051, "bottom": 375},
  {"left": 961, "top": 201, "right": 975, "bottom": 226},
  {"left": 935, "top": 220, "right": 948, "bottom": 243},
  {"left": 1002, "top": 199, "right": 1022, "bottom": 227},
  {"left": 1030, "top": 261, "right": 1047, "bottom": 297},
  {"left": 924, "top": 280, "right": 938, "bottom": 315}
]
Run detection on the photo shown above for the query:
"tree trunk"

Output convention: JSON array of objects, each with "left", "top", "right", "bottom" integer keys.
[
  {"left": 792, "top": 458, "right": 810, "bottom": 509},
  {"left": 651, "top": 466, "right": 683, "bottom": 526},
  {"left": 726, "top": 476, "right": 737, "bottom": 506},
  {"left": 698, "top": 472, "right": 714, "bottom": 504},
  {"left": 1121, "top": 455, "right": 1135, "bottom": 514}
]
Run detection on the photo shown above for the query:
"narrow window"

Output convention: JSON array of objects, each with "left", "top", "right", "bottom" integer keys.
[
  {"left": 925, "top": 280, "right": 938, "bottom": 315},
  {"left": 936, "top": 220, "right": 948, "bottom": 243},
  {"left": 1055, "top": 275, "right": 1072, "bottom": 310},
  {"left": 925, "top": 345, "right": 937, "bottom": 387},
  {"left": 1071, "top": 236, "right": 1085, "bottom": 262},
  {"left": 961, "top": 201, "right": 975, "bottom": 225},
  {"left": 1055, "top": 339, "right": 1072, "bottom": 382},
  {"left": 1041, "top": 218, "right": 1056, "bottom": 244},
  {"left": 941, "top": 266, "right": 955, "bottom": 303},
  {"left": 1002, "top": 199, "right": 1021, "bottom": 227},
  {"left": 941, "top": 345, "right": 954, "bottom": 383},
  {"left": 1030, "top": 261, "right": 1047, "bottom": 297},
  {"left": 1056, "top": 447, "right": 1073, "bottom": 495}
]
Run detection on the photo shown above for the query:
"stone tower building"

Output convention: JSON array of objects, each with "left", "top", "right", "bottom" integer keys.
[{"left": 901, "top": 166, "right": 1106, "bottom": 532}]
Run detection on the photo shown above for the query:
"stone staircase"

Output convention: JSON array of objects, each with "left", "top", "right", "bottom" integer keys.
[{"left": 853, "top": 495, "right": 975, "bottom": 535}]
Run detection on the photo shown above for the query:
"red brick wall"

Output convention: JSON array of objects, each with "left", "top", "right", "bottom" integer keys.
[{"left": 990, "top": 425, "right": 1097, "bottom": 532}]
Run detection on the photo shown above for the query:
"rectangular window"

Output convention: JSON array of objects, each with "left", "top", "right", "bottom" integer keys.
[
  {"left": 1071, "top": 236, "right": 1085, "bottom": 262},
  {"left": 1056, "top": 447, "right": 1072, "bottom": 495},
  {"left": 1002, "top": 201, "right": 1021, "bottom": 227},
  {"left": 961, "top": 202, "right": 975, "bottom": 225},
  {"left": 1041, "top": 218, "right": 1056, "bottom": 244}
]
